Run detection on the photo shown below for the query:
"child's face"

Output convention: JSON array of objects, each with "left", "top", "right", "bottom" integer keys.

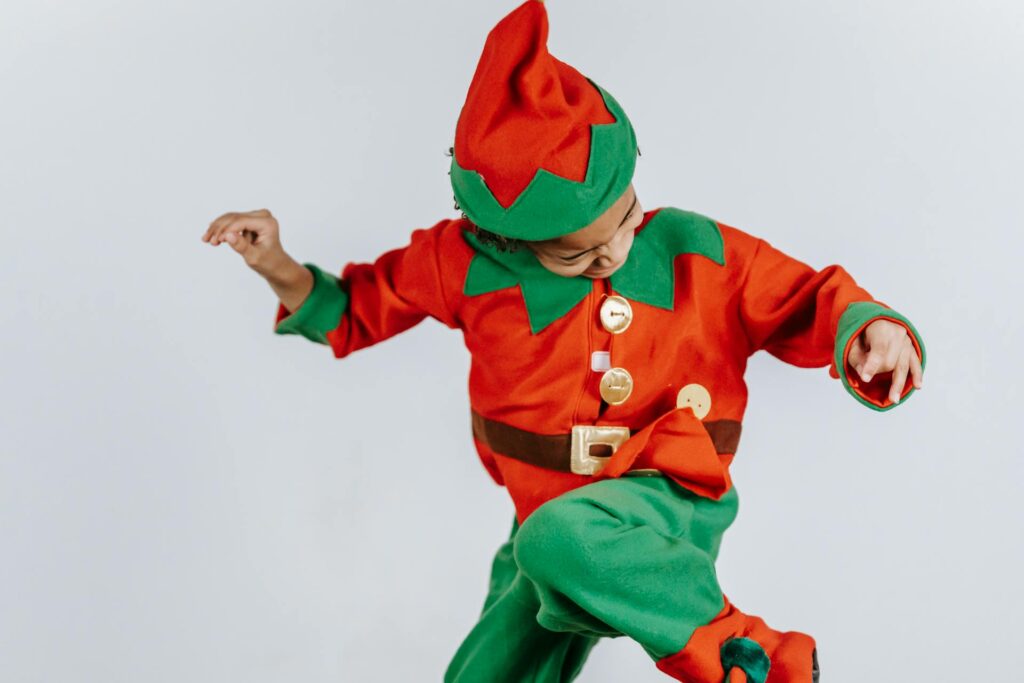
[{"left": 526, "top": 184, "right": 642, "bottom": 279}]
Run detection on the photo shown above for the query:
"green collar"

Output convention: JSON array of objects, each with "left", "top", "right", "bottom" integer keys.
[{"left": 463, "top": 207, "right": 726, "bottom": 334}]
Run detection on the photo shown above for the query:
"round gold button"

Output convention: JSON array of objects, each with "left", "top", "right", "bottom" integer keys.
[
  {"left": 600, "top": 367, "right": 634, "bottom": 405},
  {"left": 676, "top": 383, "right": 712, "bottom": 420},
  {"left": 599, "top": 295, "right": 633, "bottom": 334}
]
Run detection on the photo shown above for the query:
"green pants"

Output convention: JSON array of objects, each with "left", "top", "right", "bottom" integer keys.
[{"left": 445, "top": 476, "right": 740, "bottom": 682}]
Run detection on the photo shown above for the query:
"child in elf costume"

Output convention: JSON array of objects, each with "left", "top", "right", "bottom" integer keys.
[{"left": 203, "top": 2, "right": 926, "bottom": 681}]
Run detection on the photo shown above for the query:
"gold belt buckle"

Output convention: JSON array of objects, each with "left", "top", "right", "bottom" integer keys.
[{"left": 570, "top": 425, "right": 631, "bottom": 476}]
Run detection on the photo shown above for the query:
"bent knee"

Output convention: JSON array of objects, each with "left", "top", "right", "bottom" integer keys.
[{"left": 513, "top": 495, "right": 616, "bottom": 584}]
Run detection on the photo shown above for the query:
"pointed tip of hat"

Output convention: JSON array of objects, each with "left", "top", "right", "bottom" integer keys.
[{"left": 453, "top": 0, "right": 636, "bottom": 229}]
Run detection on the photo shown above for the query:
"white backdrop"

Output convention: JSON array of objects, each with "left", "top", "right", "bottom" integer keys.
[{"left": 2, "top": 1, "right": 1021, "bottom": 681}]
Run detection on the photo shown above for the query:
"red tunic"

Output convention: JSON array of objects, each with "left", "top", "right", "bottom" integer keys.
[{"left": 274, "top": 208, "right": 925, "bottom": 521}]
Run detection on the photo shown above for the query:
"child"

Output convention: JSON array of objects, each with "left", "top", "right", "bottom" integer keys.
[{"left": 202, "top": 2, "right": 925, "bottom": 681}]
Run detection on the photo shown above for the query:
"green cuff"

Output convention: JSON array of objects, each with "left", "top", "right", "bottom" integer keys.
[
  {"left": 273, "top": 263, "right": 349, "bottom": 345},
  {"left": 834, "top": 301, "right": 927, "bottom": 412}
]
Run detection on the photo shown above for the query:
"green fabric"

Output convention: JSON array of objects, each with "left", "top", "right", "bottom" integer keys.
[
  {"left": 273, "top": 263, "right": 349, "bottom": 345},
  {"left": 463, "top": 207, "right": 725, "bottom": 333},
  {"left": 480, "top": 518, "right": 522, "bottom": 614},
  {"left": 445, "top": 478, "right": 740, "bottom": 682},
  {"left": 834, "top": 301, "right": 927, "bottom": 412},
  {"left": 609, "top": 208, "right": 725, "bottom": 310},
  {"left": 463, "top": 230, "right": 593, "bottom": 334},
  {"left": 721, "top": 637, "right": 770, "bottom": 683},
  {"left": 450, "top": 81, "right": 638, "bottom": 241},
  {"left": 445, "top": 520, "right": 599, "bottom": 683}
]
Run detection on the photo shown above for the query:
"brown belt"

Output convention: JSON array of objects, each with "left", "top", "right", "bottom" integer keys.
[{"left": 470, "top": 409, "right": 741, "bottom": 475}]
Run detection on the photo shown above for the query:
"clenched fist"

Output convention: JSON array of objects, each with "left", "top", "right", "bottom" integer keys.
[
  {"left": 848, "top": 319, "right": 924, "bottom": 404},
  {"left": 202, "top": 208, "right": 314, "bottom": 314}
]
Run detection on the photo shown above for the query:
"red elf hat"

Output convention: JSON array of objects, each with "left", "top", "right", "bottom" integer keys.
[{"left": 450, "top": 0, "right": 638, "bottom": 240}]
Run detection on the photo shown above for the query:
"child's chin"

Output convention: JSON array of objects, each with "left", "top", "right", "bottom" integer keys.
[{"left": 583, "top": 265, "right": 621, "bottom": 279}]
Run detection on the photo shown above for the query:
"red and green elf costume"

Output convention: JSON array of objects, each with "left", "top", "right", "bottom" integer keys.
[{"left": 273, "top": 2, "right": 926, "bottom": 681}]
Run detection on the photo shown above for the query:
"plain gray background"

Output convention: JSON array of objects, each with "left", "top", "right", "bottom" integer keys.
[{"left": 2, "top": 1, "right": 1021, "bottom": 681}]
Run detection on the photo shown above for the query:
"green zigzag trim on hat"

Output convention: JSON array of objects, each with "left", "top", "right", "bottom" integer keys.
[
  {"left": 451, "top": 81, "right": 639, "bottom": 241},
  {"left": 463, "top": 207, "right": 726, "bottom": 334}
]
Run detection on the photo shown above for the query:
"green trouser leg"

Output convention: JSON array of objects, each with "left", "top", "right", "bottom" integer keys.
[
  {"left": 445, "top": 477, "right": 740, "bottom": 681},
  {"left": 445, "top": 519, "right": 599, "bottom": 683},
  {"left": 514, "top": 477, "right": 739, "bottom": 660}
]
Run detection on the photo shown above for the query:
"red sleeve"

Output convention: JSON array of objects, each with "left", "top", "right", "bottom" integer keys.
[
  {"left": 736, "top": 232, "right": 873, "bottom": 367},
  {"left": 274, "top": 218, "right": 464, "bottom": 359},
  {"left": 730, "top": 225, "right": 926, "bottom": 410}
]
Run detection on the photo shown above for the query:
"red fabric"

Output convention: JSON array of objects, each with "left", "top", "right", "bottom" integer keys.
[
  {"left": 597, "top": 407, "right": 733, "bottom": 501},
  {"left": 274, "top": 212, "right": 923, "bottom": 522},
  {"left": 734, "top": 228, "right": 875, "bottom": 368},
  {"left": 656, "top": 596, "right": 816, "bottom": 682},
  {"left": 322, "top": 221, "right": 467, "bottom": 357},
  {"left": 454, "top": 0, "right": 615, "bottom": 207},
  {"left": 488, "top": 454, "right": 596, "bottom": 521},
  {"left": 273, "top": 217, "right": 470, "bottom": 357}
]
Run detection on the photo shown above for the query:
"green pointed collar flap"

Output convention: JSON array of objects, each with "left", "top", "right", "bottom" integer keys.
[{"left": 463, "top": 207, "right": 726, "bottom": 334}]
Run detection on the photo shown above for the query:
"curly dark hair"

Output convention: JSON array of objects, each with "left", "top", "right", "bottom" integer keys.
[
  {"left": 447, "top": 146, "right": 527, "bottom": 253},
  {"left": 445, "top": 144, "right": 641, "bottom": 253},
  {"left": 470, "top": 224, "right": 525, "bottom": 252},
  {"left": 456, "top": 203, "right": 526, "bottom": 253}
]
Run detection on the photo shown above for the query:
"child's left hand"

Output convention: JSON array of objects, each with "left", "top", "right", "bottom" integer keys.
[{"left": 847, "top": 319, "right": 924, "bottom": 403}]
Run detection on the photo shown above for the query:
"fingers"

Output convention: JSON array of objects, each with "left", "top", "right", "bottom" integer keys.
[
  {"left": 850, "top": 319, "right": 925, "bottom": 405},
  {"left": 856, "top": 319, "right": 911, "bottom": 383},
  {"left": 889, "top": 344, "right": 911, "bottom": 404},
  {"left": 880, "top": 327, "right": 906, "bottom": 375},
  {"left": 859, "top": 350, "right": 879, "bottom": 382},
  {"left": 847, "top": 333, "right": 868, "bottom": 379},
  {"left": 909, "top": 344, "right": 924, "bottom": 390},
  {"left": 855, "top": 334, "right": 885, "bottom": 382},
  {"left": 203, "top": 211, "right": 236, "bottom": 243},
  {"left": 857, "top": 332, "right": 923, "bottom": 404},
  {"left": 202, "top": 209, "right": 273, "bottom": 245},
  {"left": 224, "top": 228, "right": 254, "bottom": 257},
  {"left": 851, "top": 338, "right": 885, "bottom": 383}
]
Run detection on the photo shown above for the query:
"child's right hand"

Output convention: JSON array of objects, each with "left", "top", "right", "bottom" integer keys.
[{"left": 202, "top": 208, "right": 288, "bottom": 277}]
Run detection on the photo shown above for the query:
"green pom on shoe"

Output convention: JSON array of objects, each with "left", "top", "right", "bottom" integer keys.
[{"left": 720, "top": 637, "right": 770, "bottom": 683}]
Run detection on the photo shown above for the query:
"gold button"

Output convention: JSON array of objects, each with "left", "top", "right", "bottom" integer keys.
[
  {"left": 599, "top": 295, "right": 633, "bottom": 334},
  {"left": 676, "top": 383, "right": 712, "bottom": 420},
  {"left": 600, "top": 367, "right": 634, "bottom": 405}
]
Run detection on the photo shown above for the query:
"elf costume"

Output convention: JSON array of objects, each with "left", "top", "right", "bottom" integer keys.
[{"left": 273, "top": 2, "right": 926, "bottom": 681}]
